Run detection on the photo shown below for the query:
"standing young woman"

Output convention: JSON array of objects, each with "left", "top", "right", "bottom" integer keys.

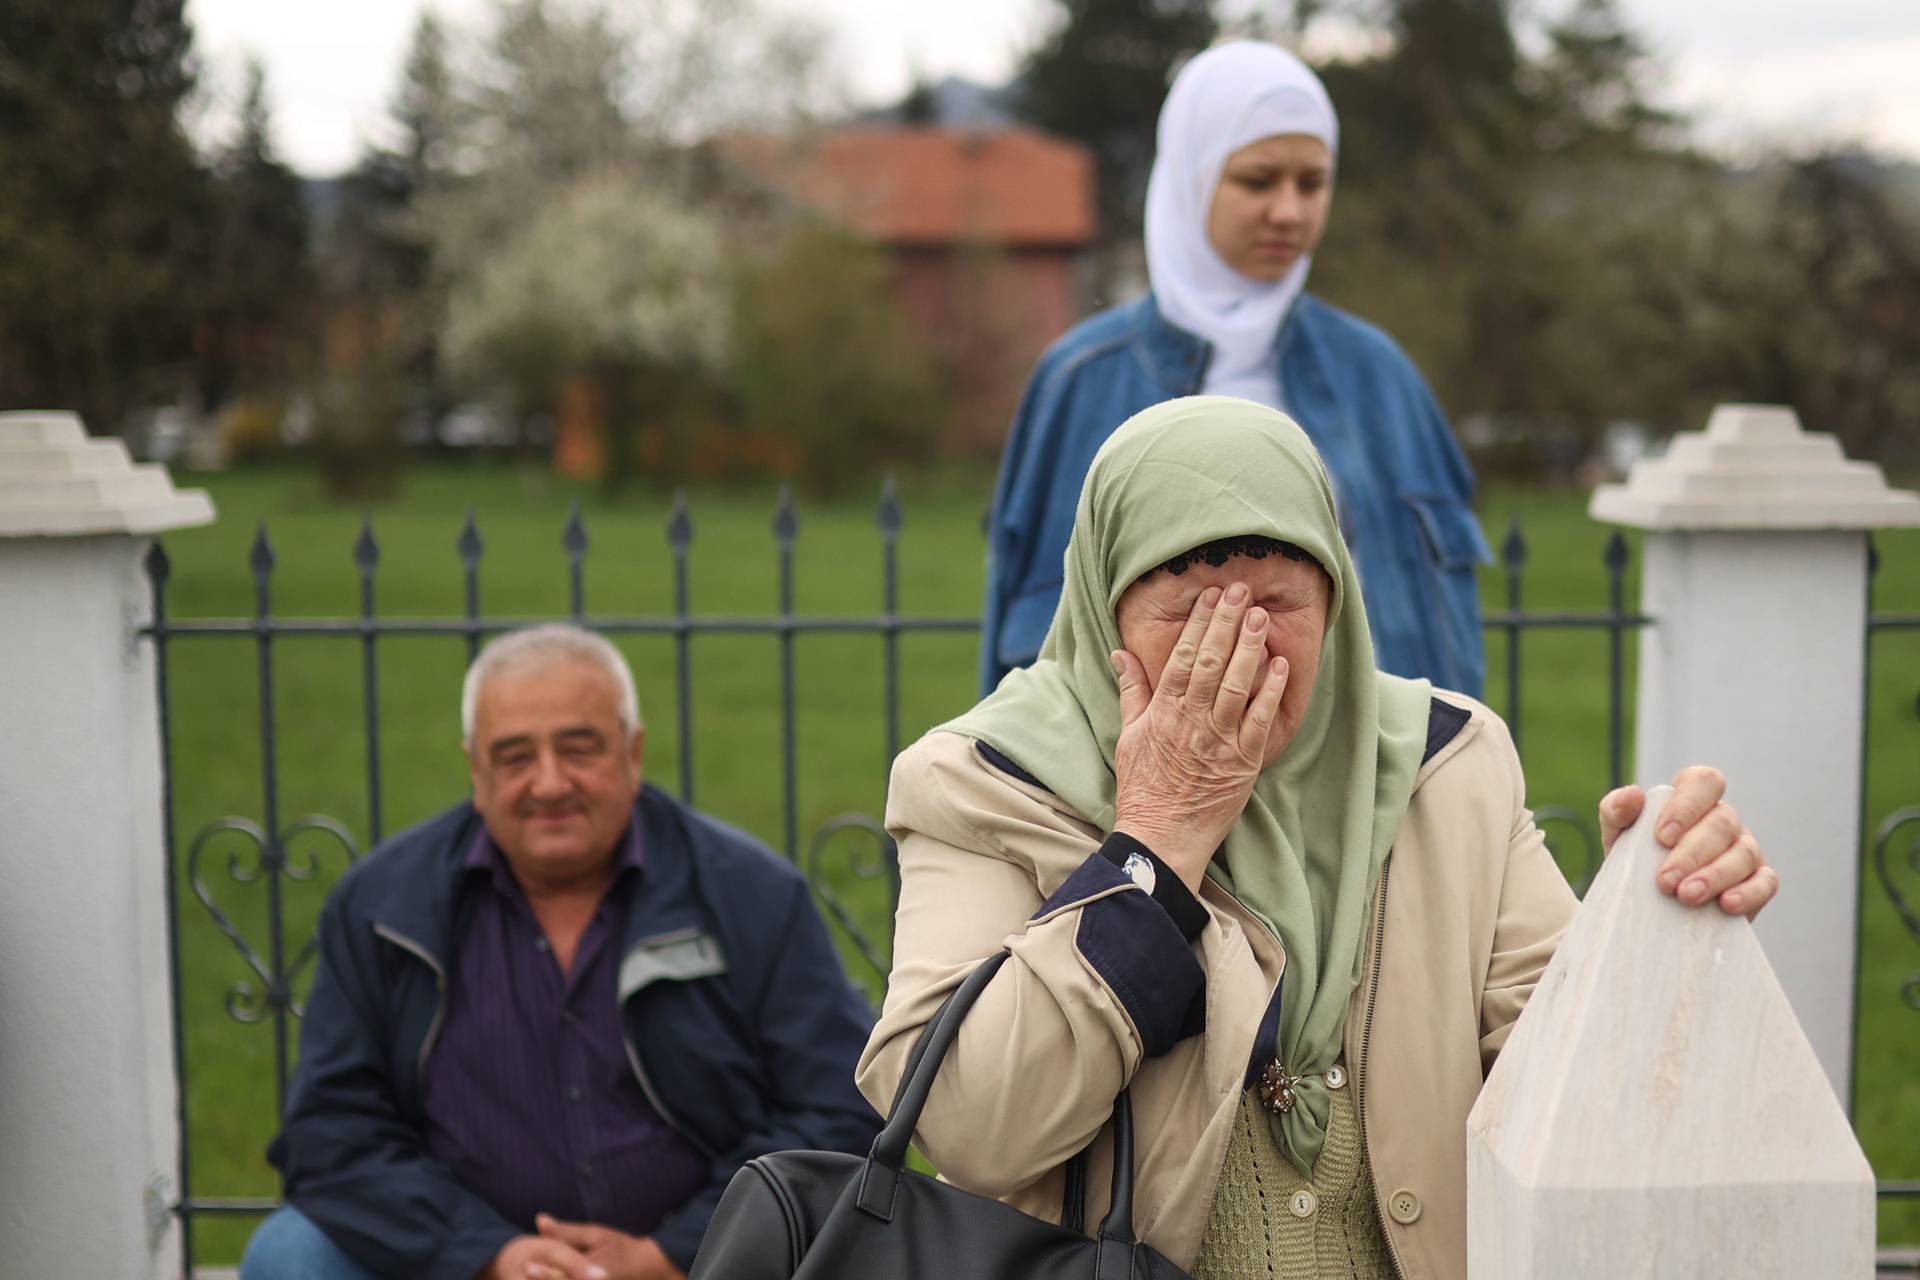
[{"left": 981, "top": 42, "right": 1490, "bottom": 697}]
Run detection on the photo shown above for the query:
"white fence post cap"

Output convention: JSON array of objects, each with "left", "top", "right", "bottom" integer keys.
[
  {"left": 1588, "top": 402, "right": 1920, "bottom": 531},
  {"left": 0, "top": 410, "right": 214, "bottom": 536}
]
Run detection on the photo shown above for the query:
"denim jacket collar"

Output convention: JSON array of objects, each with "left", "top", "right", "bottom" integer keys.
[
  {"left": 1132, "top": 294, "right": 1208, "bottom": 396},
  {"left": 1132, "top": 291, "right": 1314, "bottom": 402}
]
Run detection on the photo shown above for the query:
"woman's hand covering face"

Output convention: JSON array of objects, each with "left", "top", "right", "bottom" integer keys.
[
  {"left": 1109, "top": 557, "right": 1331, "bottom": 891},
  {"left": 1598, "top": 767, "right": 1780, "bottom": 919}
]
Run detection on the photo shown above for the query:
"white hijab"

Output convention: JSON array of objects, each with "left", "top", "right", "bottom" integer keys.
[{"left": 1145, "top": 43, "right": 1339, "bottom": 407}]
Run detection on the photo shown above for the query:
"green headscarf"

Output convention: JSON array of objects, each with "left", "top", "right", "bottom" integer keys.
[{"left": 945, "top": 396, "right": 1431, "bottom": 1176}]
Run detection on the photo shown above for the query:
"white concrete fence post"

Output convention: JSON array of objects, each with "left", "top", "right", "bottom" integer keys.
[
  {"left": 1589, "top": 403, "right": 1920, "bottom": 1108},
  {"left": 0, "top": 411, "right": 214, "bottom": 1278}
]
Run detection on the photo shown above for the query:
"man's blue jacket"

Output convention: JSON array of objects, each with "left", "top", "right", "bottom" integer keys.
[
  {"left": 982, "top": 293, "right": 1491, "bottom": 696},
  {"left": 267, "top": 786, "right": 881, "bottom": 1279}
]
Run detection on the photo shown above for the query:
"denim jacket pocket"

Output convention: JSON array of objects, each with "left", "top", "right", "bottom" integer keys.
[{"left": 1402, "top": 494, "right": 1493, "bottom": 571}]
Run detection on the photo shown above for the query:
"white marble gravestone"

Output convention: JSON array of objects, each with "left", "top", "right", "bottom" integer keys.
[{"left": 1466, "top": 785, "right": 1875, "bottom": 1279}]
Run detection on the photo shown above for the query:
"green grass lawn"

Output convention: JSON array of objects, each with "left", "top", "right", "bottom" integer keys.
[{"left": 155, "top": 461, "right": 1920, "bottom": 1262}]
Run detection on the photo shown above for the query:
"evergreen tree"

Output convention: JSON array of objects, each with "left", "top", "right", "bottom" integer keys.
[
  {"left": 325, "top": 11, "right": 454, "bottom": 306},
  {"left": 898, "top": 76, "right": 939, "bottom": 125},
  {"left": 1528, "top": 0, "right": 1678, "bottom": 155},
  {"left": 392, "top": 8, "right": 459, "bottom": 191},
  {"left": 1016, "top": 0, "right": 1218, "bottom": 242},
  {"left": 1743, "top": 155, "right": 1920, "bottom": 465},
  {"left": 200, "top": 57, "right": 311, "bottom": 407},
  {"left": 1306, "top": 0, "right": 1699, "bottom": 449},
  {"left": 312, "top": 11, "right": 460, "bottom": 496},
  {"left": 0, "top": 0, "right": 206, "bottom": 429}
]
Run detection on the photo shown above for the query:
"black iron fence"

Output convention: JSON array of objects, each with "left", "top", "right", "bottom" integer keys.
[
  {"left": 1865, "top": 539, "right": 1920, "bottom": 1218},
  {"left": 139, "top": 490, "right": 1920, "bottom": 1270},
  {"left": 1867, "top": 539, "right": 1920, "bottom": 1032}
]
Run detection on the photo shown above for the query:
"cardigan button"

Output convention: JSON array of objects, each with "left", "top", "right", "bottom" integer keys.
[
  {"left": 1289, "top": 1188, "right": 1318, "bottom": 1218},
  {"left": 1388, "top": 1189, "right": 1422, "bottom": 1224},
  {"left": 1324, "top": 1064, "right": 1347, "bottom": 1090}
]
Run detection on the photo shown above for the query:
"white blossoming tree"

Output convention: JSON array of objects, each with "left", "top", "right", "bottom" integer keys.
[
  {"left": 411, "top": 0, "right": 834, "bottom": 486},
  {"left": 442, "top": 173, "right": 729, "bottom": 488}
]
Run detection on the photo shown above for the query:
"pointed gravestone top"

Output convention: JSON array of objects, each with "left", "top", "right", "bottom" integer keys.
[
  {"left": 1589, "top": 402, "right": 1920, "bottom": 531},
  {"left": 0, "top": 410, "right": 214, "bottom": 536},
  {"left": 1466, "top": 785, "right": 1874, "bottom": 1278}
]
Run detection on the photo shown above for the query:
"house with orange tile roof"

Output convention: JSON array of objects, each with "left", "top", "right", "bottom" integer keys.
[{"left": 722, "top": 125, "right": 1098, "bottom": 456}]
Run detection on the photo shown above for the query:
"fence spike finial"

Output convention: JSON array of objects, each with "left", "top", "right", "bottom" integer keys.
[
  {"left": 144, "top": 540, "right": 172, "bottom": 587},
  {"left": 667, "top": 489, "right": 693, "bottom": 550},
  {"left": 773, "top": 484, "right": 798, "bottom": 546},
  {"left": 1501, "top": 514, "right": 1527, "bottom": 572},
  {"left": 1603, "top": 529, "right": 1629, "bottom": 573},
  {"left": 563, "top": 499, "right": 588, "bottom": 558},
  {"left": 353, "top": 515, "right": 380, "bottom": 573},
  {"left": 878, "top": 474, "right": 902, "bottom": 537},
  {"left": 249, "top": 522, "right": 276, "bottom": 577},
  {"left": 457, "top": 508, "right": 483, "bottom": 566}
]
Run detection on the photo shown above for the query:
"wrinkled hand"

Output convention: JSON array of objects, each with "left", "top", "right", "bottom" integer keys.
[
  {"left": 1112, "top": 583, "right": 1287, "bottom": 892},
  {"left": 535, "top": 1215, "right": 685, "bottom": 1280},
  {"left": 1599, "top": 765, "right": 1778, "bottom": 920},
  {"left": 482, "top": 1234, "right": 605, "bottom": 1280}
]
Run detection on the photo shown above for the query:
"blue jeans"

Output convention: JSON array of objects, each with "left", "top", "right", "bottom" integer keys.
[{"left": 240, "top": 1206, "right": 380, "bottom": 1280}]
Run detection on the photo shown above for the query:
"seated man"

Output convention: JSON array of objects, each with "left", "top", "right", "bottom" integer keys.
[{"left": 243, "top": 625, "right": 882, "bottom": 1280}]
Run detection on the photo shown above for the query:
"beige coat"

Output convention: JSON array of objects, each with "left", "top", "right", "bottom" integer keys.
[{"left": 855, "top": 692, "right": 1578, "bottom": 1280}]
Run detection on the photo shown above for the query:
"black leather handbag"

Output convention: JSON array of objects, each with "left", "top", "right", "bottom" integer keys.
[{"left": 690, "top": 951, "right": 1193, "bottom": 1279}]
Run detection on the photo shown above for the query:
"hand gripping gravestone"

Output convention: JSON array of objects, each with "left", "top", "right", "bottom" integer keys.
[{"left": 1466, "top": 786, "right": 1876, "bottom": 1278}]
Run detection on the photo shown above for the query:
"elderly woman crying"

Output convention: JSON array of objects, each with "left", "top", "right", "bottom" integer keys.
[{"left": 859, "top": 397, "right": 1777, "bottom": 1280}]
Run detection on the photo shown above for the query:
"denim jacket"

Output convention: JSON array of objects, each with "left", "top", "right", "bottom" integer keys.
[{"left": 981, "top": 292, "right": 1490, "bottom": 695}]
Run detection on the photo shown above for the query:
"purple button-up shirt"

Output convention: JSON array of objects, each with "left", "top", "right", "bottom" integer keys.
[{"left": 421, "top": 824, "right": 708, "bottom": 1237}]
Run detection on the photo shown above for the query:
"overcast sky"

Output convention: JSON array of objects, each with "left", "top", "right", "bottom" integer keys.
[{"left": 184, "top": 0, "right": 1920, "bottom": 176}]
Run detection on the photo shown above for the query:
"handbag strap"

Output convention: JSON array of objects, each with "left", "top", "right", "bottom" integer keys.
[
  {"left": 1097, "top": 1088, "right": 1135, "bottom": 1241},
  {"left": 861, "top": 950, "right": 1142, "bottom": 1247},
  {"left": 870, "top": 951, "right": 1010, "bottom": 1169},
  {"left": 1061, "top": 1148, "right": 1088, "bottom": 1235},
  {"left": 874, "top": 956, "right": 989, "bottom": 1128}
]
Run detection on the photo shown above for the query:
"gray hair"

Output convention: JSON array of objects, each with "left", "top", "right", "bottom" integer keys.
[{"left": 460, "top": 624, "right": 641, "bottom": 744}]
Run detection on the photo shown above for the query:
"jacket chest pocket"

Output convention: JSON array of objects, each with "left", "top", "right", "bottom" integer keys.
[{"left": 619, "top": 929, "right": 729, "bottom": 1002}]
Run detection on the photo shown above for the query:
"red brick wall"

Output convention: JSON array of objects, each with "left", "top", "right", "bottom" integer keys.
[{"left": 886, "top": 245, "right": 1083, "bottom": 458}]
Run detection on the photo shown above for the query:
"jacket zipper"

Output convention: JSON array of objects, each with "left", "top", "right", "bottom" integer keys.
[
  {"left": 372, "top": 924, "right": 448, "bottom": 1087},
  {"left": 618, "top": 938, "right": 716, "bottom": 1161},
  {"left": 618, "top": 1031, "right": 711, "bottom": 1159},
  {"left": 1355, "top": 855, "right": 1411, "bottom": 1280}
]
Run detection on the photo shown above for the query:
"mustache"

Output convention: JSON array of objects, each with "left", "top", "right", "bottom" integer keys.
[{"left": 516, "top": 799, "right": 586, "bottom": 819}]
